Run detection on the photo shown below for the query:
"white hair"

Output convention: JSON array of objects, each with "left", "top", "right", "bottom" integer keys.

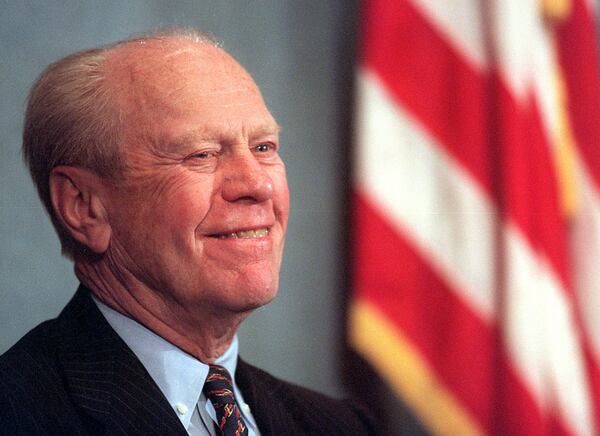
[{"left": 22, "top": 28, "right": 220, "bottom": 259}]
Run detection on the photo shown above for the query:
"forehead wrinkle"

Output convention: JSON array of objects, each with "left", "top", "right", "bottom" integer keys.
[
  {"left": 104, "top": 40, "right": 223, "bottom": 104},
  {"left": 103, "top": 37, "right": 276, "bottom": 152},
  {"left": 176, "top": 121, "right": 280, "bottom": 144},
  {"left": 195, "top": 87, "right": 253, "bottom": 96},
  {"left": 108, "top": 50, "right": 259, "bottom": 121}
]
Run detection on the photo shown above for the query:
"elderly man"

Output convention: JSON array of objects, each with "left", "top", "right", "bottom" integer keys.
[{"left": 0, "top": 30, "right": 375, "bottom": 435}]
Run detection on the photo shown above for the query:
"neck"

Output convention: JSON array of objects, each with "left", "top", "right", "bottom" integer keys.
[{"left": 75, "top": 257, "right": 247, "bottom": 363}]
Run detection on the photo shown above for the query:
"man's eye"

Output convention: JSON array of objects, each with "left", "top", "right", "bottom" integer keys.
[
  {"left": 255, "top": 143, "right": 273, "bottom": 153},
  {"left": 192, "top": 151, "right": 214, "bottom": 159}
]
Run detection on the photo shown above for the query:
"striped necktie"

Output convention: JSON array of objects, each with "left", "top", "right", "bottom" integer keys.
[{"left": 203, "top": 364, "right": 248, "bottom": 436}]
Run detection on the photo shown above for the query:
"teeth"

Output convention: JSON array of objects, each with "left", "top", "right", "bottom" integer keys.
[{"left": 216, "top": 228, "right": 269, "bottom": 239}]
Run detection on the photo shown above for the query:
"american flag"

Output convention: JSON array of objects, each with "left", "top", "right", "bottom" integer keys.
[{"left": 349, "top": 0, "right": 600, "bottom": 434}]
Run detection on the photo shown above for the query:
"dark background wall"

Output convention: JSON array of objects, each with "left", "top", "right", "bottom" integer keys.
[{"left": 0, "top": 0, "right": 358, "bottom": 398}]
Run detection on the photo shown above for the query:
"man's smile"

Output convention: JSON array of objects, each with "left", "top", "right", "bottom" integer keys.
[{"left": 209, "top": 228, "right": 270, "bottom": 239}]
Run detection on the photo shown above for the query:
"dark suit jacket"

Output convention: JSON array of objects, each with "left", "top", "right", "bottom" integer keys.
[{"left": 0, "top": 287, "right": 376, "bottom": 435}]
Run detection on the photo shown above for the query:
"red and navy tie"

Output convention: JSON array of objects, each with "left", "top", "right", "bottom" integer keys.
[{"left": 203, "top": 364, "right": 248, "bottom": 436}]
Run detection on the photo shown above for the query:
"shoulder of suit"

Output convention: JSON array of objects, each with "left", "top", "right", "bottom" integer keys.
[
  {"left": 0, "top": 318, "right": 62, "bottom": 377},
  {"left": 267, "top": 370, "right": 375, "bottom": 427},
  {"left": 0, "top": 318, "right": 74, "bottom": 433},
  {"left": 238, "top": 360, "right": 377, "bottom": 435}
]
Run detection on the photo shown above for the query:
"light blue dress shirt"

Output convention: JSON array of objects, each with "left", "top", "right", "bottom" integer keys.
[{"left": 93, "top": 298, "right": 260, "bottom": 436}]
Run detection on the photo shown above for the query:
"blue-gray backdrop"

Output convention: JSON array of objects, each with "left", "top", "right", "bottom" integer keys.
[{"left": 0, "top": 0, "right": 358, "bottom": 398}]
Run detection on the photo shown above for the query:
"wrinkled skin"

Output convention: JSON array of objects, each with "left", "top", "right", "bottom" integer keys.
[{"left": 73, "top": 38, "right": 289, "bottom": 361}]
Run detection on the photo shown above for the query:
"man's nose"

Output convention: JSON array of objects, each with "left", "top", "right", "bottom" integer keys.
[{"left": 221, "top": 152, "right": 273, "bottom": 203}]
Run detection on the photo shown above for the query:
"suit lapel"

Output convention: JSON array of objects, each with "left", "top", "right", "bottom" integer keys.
[
  {"left": 56, "top": 287, "right": 187, "bottom": 435},
  {"left": 236, "top": 359, "right": 302, "bottom": 436}
]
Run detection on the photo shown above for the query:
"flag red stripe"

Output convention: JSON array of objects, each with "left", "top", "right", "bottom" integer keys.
[
  {"left": 361, "top": 0, "right": 571, "bottom": 289},
  {"left": 360, "top": 0, "right": 490, "bottom": 194},
  {"left": 352, "top": 192, "right": 575, "bottom": 435},
  {"left": 354, "top": 0, "right": 600, "bottom": 433},
  {"left": 555, "top": 0, "right": 600, "bottom": 190},
  {"left": 554, "top": 1, "right": 600, "bottom": 432},
  {"left": 583, "top": 339, "right": 600, "bottom": 436},
  {"left": 490, "top": 88, "right": 572, "bottom": 290}
]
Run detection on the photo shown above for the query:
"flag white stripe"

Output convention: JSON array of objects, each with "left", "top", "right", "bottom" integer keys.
[
  {"left": 355, "top": 68, "right": 497, "bottom": 321},
  {"left": 489, "top": 0, "right": 562, "bottom": 147},
  {"left": 410, "top": 0, "right": 562, "bottom": 155},
  {"left": 572, "top": 155, "right": 600, "bottom": 362},
  {"left": 488, "top": 4, "right": 596, "bottom": 430},
  {"left": 409, "top": 0, "right": 487, "bottom": 70},
  {"left": 503, "top": 227, "right": 594, "bottom": 435},
  {"left": 355, "top": 67, "right": 594, "bottom": 434}
]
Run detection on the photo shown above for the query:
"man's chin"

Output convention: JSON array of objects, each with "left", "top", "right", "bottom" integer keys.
[
  {"left": 234, "top": 286, "right": 278, "bottom": 313},
  {"left": 232, "top": 269, "right": 279, "bottom": 308}
]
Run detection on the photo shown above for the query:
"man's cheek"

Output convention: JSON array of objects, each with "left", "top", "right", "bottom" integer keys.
[{"left": 167, "top": 193, "right": 211, "bottom": 224}]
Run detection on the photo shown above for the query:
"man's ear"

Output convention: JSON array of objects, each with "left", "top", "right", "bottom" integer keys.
[{"left": 49, "top": 166, "right": 112, "bottom": 254}]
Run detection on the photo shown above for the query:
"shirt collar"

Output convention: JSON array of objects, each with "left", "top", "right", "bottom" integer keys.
[{"left": 93, "top": 297, "right": 241, "bottom": 430}]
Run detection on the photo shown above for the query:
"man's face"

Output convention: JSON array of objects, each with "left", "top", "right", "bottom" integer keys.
[{"left": 101, "top": 41, "right": 289, "bottom": 316}]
